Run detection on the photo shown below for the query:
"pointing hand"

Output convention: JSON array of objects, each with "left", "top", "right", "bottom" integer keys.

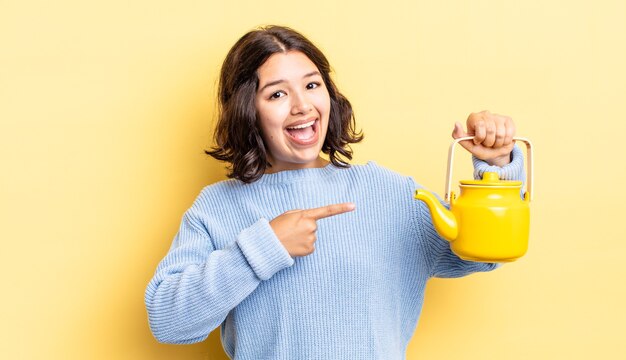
[{"left": 270, "top": 203, "right": 356, "bottom": 257}]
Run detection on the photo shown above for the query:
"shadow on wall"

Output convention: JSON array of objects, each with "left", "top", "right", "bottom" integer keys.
[
  {"left": 206, "top": 330, "right": 230, "bottom": 360},
  {"left": 98, "top": 154, "right": 231, "bottom": 360},
  {"left": 144, "top": 156, "right": 232, "bottom": 360}
]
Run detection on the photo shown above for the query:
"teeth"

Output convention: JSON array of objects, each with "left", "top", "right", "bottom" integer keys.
[{"left": 287, "top": 120, "right": 315, "bottom": 130}]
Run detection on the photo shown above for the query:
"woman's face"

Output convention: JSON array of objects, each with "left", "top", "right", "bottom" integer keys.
[{"left": 255, "top": 50, "right": 331, "bottom": 173}]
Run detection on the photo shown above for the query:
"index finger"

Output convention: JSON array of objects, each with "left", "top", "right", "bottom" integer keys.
[{"left": 304, "top": 202, "right": 356, "bottom": 220}]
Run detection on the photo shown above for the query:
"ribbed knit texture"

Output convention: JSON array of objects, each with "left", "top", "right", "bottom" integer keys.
[{"left": 145, "top": 146, "right": 525, "bottom": 359}]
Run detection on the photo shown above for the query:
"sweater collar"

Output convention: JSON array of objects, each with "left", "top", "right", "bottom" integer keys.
[{"left": 253, "top": 162, "right": 341, "bottom": 185}]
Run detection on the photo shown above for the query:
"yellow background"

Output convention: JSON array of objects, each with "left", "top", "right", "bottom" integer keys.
[{"left": 2, "top": 0, "right": 625, "bottom": 359}]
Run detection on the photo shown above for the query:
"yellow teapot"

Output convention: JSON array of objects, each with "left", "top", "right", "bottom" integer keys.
[{"left": 414, "top": 137, "right": 533, "bottom": 263}]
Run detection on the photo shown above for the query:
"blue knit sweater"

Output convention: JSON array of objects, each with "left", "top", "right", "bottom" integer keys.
[{"left": 145, "top": 146, "right": 524, "bottom": 359}]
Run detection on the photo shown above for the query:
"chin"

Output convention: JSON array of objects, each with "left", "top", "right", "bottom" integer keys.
[{"left": 270, "top": 149, "right": 325, "bottom": 170}]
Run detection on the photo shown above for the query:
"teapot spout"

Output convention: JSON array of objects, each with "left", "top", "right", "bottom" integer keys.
[{"left": 414, "top": 189, "right": 458, "bottom": 242}]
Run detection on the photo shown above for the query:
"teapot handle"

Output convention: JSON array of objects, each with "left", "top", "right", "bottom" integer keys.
[{"left": 445, "top": 137, "right": 533, "bottom": 202}]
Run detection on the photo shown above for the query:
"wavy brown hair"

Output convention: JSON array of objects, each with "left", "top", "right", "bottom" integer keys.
[{"left": 206, "top": 25, "right": 363, "bottom": 183}]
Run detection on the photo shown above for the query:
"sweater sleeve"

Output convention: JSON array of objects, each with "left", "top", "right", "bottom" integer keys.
[
  {"left": 144, "top": 207, "right": 294, "bottom": 344},
  {"left": 413, "top": 144, "right": 525, "bottom": 278},
  {"left": 473, "top": 144, "right": 525, "bottom": 182}
]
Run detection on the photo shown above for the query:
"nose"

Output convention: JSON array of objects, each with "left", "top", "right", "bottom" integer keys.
[{"left": 290, "top": 90, "right": 312, "bottom": 115}]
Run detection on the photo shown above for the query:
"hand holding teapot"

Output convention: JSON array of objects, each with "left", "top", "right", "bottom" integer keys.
[{"left": 452, "top": 110, "right": 516, "bottom": 166}]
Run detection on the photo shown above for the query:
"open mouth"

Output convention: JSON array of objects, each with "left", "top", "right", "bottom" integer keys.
[{"left": 284, "top": 119, "right": 319, "bottom": 145}]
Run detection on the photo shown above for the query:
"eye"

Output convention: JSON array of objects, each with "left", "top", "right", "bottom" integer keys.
[
  {"left": 269, "top": 91, "right": 286, "bottom": 100},
  {"left": 306, "top": 82, "right": 321, "bottom": 90}
]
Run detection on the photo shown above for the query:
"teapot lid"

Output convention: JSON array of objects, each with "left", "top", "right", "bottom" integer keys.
[{"left": 460, "top": 172, "right": 522, "bottom": 186}]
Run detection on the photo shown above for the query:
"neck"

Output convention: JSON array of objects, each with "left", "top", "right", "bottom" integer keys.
[{"left": 264, "top": 157, "right": 330, "bottom": 174}]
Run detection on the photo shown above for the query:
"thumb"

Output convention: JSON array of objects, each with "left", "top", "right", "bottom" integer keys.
[
  {"left": 451, "top": 122, "right": 467, "bottom": 139},
  {"left": 452, "top": 121, "right": 473, "bottom": 152}
]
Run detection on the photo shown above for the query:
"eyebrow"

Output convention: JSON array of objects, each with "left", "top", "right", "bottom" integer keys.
[{"left": 258, "top": 71, "right": 321, "bottom": 93}]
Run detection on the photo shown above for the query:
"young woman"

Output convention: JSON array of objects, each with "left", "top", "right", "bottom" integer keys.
[{"left": 145, "top": 25, "right": 523, "bottom": 359}]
